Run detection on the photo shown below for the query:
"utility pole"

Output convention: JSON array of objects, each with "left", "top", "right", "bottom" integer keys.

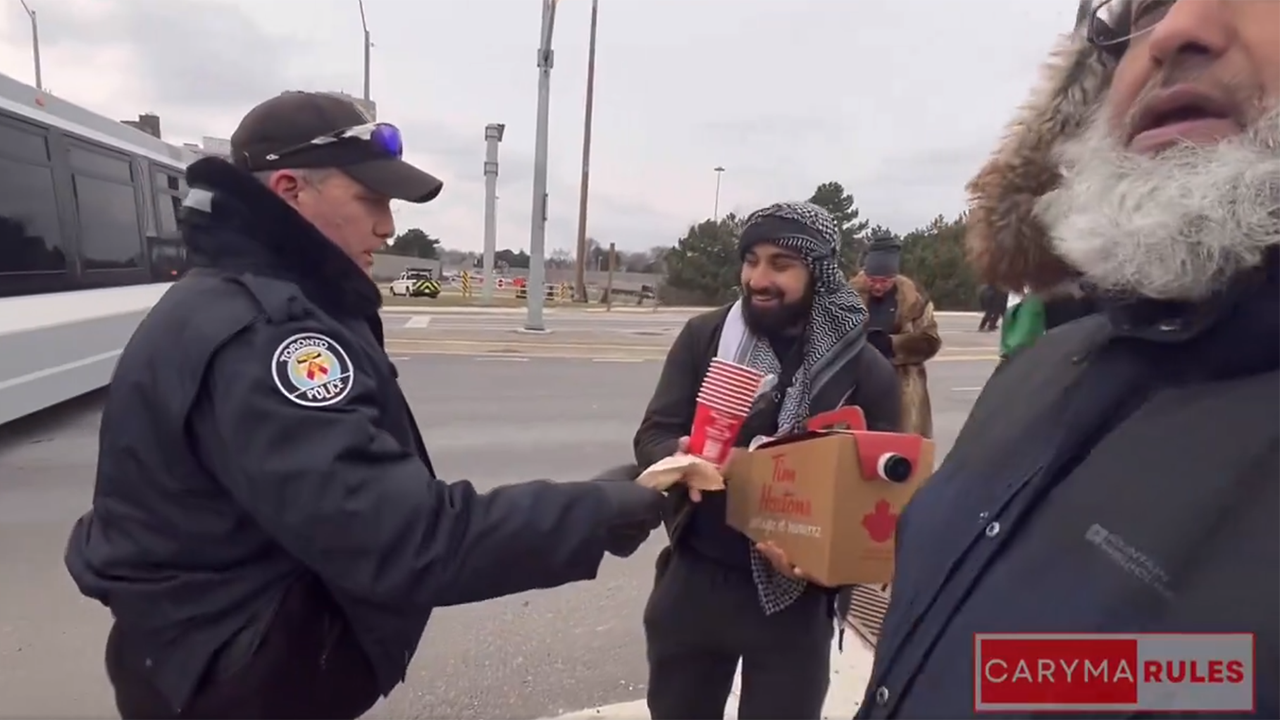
[
  {"left": 572, "top": 0, "right": 600, "bottom": 303},
  {"left": 713, "top": 166, "right": 725, "bottom": 221},
  {"left": 19, "top": 0, "right": 41, "bottom": 91},
  {"left": 482, "top": 123, "right": 505, "bottom": 304},
  {"left": 525, "top": 0, "right": 559, "bottom": 332},
  {"left": 358, "top": 0, "right": 371, "bottom": 101}
]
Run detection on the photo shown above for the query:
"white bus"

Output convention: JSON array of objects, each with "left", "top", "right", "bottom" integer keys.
[{"left": 0, "top": 70, "right": 202, "bottom": 426}]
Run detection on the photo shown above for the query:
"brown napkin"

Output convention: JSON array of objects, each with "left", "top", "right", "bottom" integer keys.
[{"left": 635, "top": 454, "right": 726, "bottom": 493}]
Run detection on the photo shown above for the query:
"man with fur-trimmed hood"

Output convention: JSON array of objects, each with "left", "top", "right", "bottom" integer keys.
[
  {"left": 849, "top": 234, "right": 941, "bottom": 437},
  {"left": 859, "top": 0, "right": 1278, "bottom": 715}
]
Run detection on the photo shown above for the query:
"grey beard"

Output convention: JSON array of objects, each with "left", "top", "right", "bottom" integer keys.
[{"left": 1034, "top": 105, "right": 1280, "bottom": 301}]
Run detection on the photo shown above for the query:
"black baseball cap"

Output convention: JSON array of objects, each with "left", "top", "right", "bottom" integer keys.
[{"left": 230, "top": 91, "right": 443, "bottom": 204}]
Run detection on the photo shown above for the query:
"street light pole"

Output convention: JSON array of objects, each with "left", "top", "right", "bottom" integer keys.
[
  {"left": 18, "top": 0, "right": 42, "bottom": 91},
  {"left": 713, "top": 166, "right": 725, "bottom": 221},
  {"left": 357, "top": 0, "right": 371, "bottom": 101},
  {"left": 572, "top": 0, "right": 600, "bottom": 303},
  {"left": 482, "top": 123, "right": 505, "bottom": 304},
  {"left": 525, "top": 0, "right": 559, "bottom": 332}
]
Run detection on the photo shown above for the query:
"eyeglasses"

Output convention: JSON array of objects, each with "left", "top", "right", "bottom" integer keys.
[
  {"left": 263, "top": 122, "right": 404, "bottom": 163},
  {"left": 1087, "top": 0, "right": 1175, "bottom": 52}
]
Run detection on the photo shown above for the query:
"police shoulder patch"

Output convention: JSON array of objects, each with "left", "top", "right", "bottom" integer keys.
[{"left": 271, "top": 332, "right": 355, "bottom": 407}]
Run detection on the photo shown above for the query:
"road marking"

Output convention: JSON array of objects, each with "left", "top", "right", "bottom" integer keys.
[
  {"left": 952, "top": 386, "right": 984, "bottom": 392},
  {"left": 475, "top": 356, "right": 529, "bottom": 362},
  {"left": 404, "top": 316, "right": 433, "bottom": 328},
  {"left": 388, "top": 338, "right": 672, "bottom": 351},
  {"left": 381, "top": 345, "right": 665, "bottom": 358},
  {"left": 381, "top": 345, "right": 990, "bottom": 363},
  {"left": 385, "top": 338, "right": 995, "bottom": 361},
  {"left": 388, "top": 356, "right": 410, "bottom": 361},
  {"left": 546, "top": 699, "right": 648, "bottom": 719},
  {"left": 540, "top": 637, "right": 873, "bottom": 719}
]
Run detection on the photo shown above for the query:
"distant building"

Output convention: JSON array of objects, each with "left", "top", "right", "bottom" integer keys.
[
  {"left": 120, "top": 113, "right": 162, "bottom": 139},
  {"left": 121, "top": 88, "right": 375, "bottom": 162},
  {"left": 199, "top": 136, "right": 231, "bottom": 156},
  {"left": 181, "top": 136, "right": 232, "bottom": 160}
]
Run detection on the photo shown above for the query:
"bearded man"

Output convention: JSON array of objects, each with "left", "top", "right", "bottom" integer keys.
[
  {"left": 635, "top": 202, "right": 901, "bottom": 719},
  {"left": 859, "top": 0, "right": 1278, "bottom": 716}
]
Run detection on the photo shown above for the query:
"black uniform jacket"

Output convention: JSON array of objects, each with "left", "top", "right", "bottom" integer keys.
[
  {"left": 858, "top": 254, "right": 1279, "bottom": 718},
  {"left": 634, "top": 303, "right": 902, "bottom": 542},
  {"left": 64, "top": 158, "right": 623, "bottom": 712}
]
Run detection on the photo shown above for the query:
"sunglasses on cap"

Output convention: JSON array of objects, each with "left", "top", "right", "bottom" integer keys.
[
  {"left": 264, "top": 122, "right": 404, "bottom": 163},
  {"left": 1086, "top": 0, "right": 1174, "bottom": 56}
]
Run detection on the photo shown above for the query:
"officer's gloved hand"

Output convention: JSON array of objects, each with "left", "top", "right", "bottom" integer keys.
[
  {"left": 593, "top": 464, "right": 643, "bottom": 483},
  {"left": 592, "top": 467, "right": 664, "bottom": 558}
]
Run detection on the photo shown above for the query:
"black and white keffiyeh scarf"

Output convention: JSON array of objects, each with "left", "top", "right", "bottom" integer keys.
[{"left": 717, "top": 200, "right": 869, "bottom": 615}]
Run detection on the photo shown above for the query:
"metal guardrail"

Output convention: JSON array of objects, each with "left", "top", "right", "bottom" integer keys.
[{"left": 452, "top": 274, "right": 574, "bottom": 302}]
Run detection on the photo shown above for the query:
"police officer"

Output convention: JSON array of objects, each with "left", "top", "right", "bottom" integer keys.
[{"left": 64, "top": 92, "right": 665, "bottom": 719}]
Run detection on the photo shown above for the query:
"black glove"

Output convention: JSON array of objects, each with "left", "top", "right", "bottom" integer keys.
[
  {"left": 593, "top": 477, "right": 664, "bottom": 558},
  {"left": 867, "top": 330, "right": 894, "bottom": 359}
]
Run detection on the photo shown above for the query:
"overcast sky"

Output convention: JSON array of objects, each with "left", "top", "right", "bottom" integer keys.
[{"left": 0, "top": 0, "right": 1077, "bottom": 254}]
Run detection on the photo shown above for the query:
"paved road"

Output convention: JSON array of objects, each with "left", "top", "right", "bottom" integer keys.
[
  {"left": 379, "top": 306, "right": 1000, "bottom": 363},
  {"left": 0, "top": 309, "right": 998, "bottom": 718}
]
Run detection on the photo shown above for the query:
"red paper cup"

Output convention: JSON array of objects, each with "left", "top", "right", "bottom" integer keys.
[
  {"left": 699, "top": 375, "right": 762, "bottom": 401},
  {"left": 704, "top": 364, "right": 763, "bottom": 384},
  {"left": 707, "top": 367, "right": 763, "bottom": 388},
  {"left": 696, "top": 392, "right": 753, "bottom": 418},
  {"left": 703, "top": 367, "right": 763, "bottom": 397},
  {"left": 697, "top": 387, "right": 756, "bottom": 414},
  {"left": 707, "top": 359, "right": 765, "bottom": 384},
  {"left": 688, "top": 401, "right": 747, "bottom": 465}
]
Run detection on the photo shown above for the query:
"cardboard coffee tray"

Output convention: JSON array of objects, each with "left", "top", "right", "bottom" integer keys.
[{"left": 724, "top": 427, "right": 934, "bottom": 587}]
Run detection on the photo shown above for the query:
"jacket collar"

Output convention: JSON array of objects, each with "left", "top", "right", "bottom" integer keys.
[
  {"left": 181, "top": 158, "right": 383, "bottom": 320},
  {"left": 1102, "top": 247, "right": 1279, "bottom": 379}
]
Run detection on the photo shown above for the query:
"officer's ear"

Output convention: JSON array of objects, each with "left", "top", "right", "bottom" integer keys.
[{"left": 265, "top": 170, "right": 305, "bottom": 206}]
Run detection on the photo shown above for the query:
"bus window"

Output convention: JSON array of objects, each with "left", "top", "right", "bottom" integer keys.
[
  {"left": 156, "top": 193, "right": 180, "bottom": 237},
  {"left": 0, "top": 118, "right": 65, "bottom": 282},
  {"left": 67, "top": 144, "right": 145, "bottom": 272},
  {"left": 73, "top": 175, "right": 144, "bottom": 270},
  {"left": 0, "top": 154, "right": 65, "bottom": 275}
]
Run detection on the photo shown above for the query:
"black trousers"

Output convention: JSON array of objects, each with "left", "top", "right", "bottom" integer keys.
[
  {"left": 105, "top": 578, "right": 381, "bottom": 719},
  {"left": 978, "top": 308, "right": 1002, "bottom": 331},
  {"left": 643, "top": 547, "right": 833, "bottom": 720}
]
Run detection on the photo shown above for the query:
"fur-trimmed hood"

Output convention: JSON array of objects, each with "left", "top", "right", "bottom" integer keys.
[
  {"left": 964, "top": 0, "right": 1117, "bottom": 294},
  {"left": 181, "top": 157, "right": 383, "bottom": 320}
]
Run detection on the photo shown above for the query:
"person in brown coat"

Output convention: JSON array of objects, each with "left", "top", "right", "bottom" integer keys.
[{"left": 849, "top": 236, "right": 941, "bottom": 437}]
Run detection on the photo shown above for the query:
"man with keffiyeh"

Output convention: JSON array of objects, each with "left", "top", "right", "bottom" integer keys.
[{"left": 634, "top": 201, "right": 901, "bottom": 719}]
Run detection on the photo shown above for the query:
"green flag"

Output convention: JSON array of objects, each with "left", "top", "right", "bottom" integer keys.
[{"left": 1000, "top": 292, "right": 1047, "bottom": 358}]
